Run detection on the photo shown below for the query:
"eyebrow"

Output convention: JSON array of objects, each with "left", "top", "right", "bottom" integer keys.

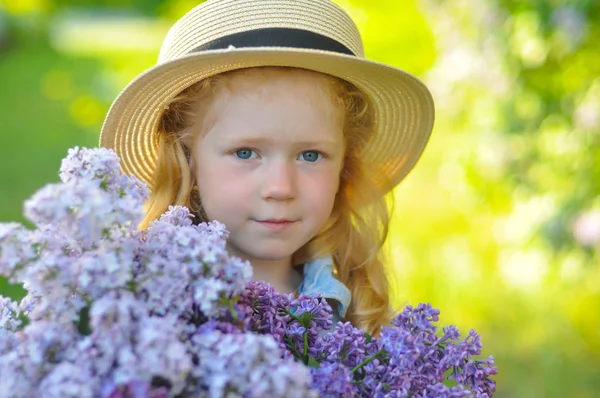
[{"left": 224, "top": 136, "right": 342, "bottom": 149}]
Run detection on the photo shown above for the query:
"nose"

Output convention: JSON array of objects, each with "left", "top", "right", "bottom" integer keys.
[{"left": 260, "top": 159, "right": 297, "bottom": 201}]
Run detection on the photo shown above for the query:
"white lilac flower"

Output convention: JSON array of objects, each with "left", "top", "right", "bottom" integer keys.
[
  {"left": 0, "top": 223, "right": 36, "bottom": 281},
  {"left": 138, "top": 208, "right": 252, "bottom": 318},
  {"left": 134, "top": 316, "right": 192, "bottom": 395},
  {"left": 0, "top": 297, "right": 21, "bottom": 332},
  {"left": 85, "top": 291, "right": 191, "bottom": 394},
  {"left": 59, "top": 147, "right": 149, "bottom": 208},
  {"left": 24, "top": 181, "right": 143, "bottom": 248},
  {"left": 0, "top": 329, "right": 17, "bottom": 358},
  {"left": 59, "top": 147, "right": 122, "bottom": 184},
  {"left": 74, "top": 238, "right": 139, "bottom": 299},
  {"left": 0, "top": 320, "right": 79, "bottom": 397},
  {"left": 158, "top": 205, "right": 195, "bottom": 227},
  {"left": 89, "top": 291, "right": 145, "bottom": 336},
  {"left": 37, "top": 362, "right": 97, "bottom": 398},
  {"left": 17, "top": 285, "right": 84, "bottom": 326}
]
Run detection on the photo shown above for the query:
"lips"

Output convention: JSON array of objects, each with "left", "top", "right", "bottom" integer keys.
[
  {"left": 254, "top": 218, "right": 298, "bottom": 231},
  {"left": 259, "top": 219, "right": 295, "bottom": 223}
]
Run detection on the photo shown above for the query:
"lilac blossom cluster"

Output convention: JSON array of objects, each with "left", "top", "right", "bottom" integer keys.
[
  {"left": 240, "top": 283, "right": 497, "bottom": 397},
  {"left": 0, "top": 147, "right": 497, "bottom": 397}
]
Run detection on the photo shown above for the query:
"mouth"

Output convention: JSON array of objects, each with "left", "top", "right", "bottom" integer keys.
[
  {"left": 258, "top": 219, "right": 296, "bottom": 223},
  {"left": 253, "top": 219, "right": 298, "bottom": 231}
]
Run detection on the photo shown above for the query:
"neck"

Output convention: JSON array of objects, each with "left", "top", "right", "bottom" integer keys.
[
  {"left": 226, "top": 245, "right": 298, "bottom": 294},
  {"left": 251, "top": 257, "right": 297, "bottom": 294}
]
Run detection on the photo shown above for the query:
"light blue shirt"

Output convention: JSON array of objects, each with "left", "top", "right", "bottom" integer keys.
[{"left": 297, "top": 255, "right": 351, "bottom": 321}]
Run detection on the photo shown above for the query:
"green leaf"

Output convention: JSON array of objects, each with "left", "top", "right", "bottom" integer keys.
[
  {"left": 307, "top": 356, "right": 321, "bottom": 369},
  {"left": 76, "top": 305, "right": 92, "bottom": 336},
  {"left": 100, "top": 177, "right": 109, "bottom": 191}
]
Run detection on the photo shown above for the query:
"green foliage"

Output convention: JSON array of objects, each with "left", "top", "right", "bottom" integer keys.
[{"left": 0, "top": 0, "right": 598, "bottom": 396}]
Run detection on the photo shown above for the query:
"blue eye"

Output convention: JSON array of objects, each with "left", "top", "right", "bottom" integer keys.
[
  {"left": 300, "top": 151, "right": 322, "bottom": 162},
  {"left": 235, "top": 149, "right": 255, "bottom": 159}
]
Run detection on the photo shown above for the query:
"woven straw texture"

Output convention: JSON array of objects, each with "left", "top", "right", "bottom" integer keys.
[{"left": 100, "top": 0, "right": 435, "bottom": 193}]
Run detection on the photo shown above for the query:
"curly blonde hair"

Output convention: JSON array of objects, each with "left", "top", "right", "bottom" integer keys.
[{"left": 140, "top": 67, "right": 393, "bottom": 335}]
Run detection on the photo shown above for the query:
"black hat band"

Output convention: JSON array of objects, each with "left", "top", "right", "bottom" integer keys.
[{"left": 191, "top": 27, "right": 356, "bottom": 56}]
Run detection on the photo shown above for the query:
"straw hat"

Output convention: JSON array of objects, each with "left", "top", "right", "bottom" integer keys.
[{"left": 100, "top": 0, "right": 435, "bottom": 193}]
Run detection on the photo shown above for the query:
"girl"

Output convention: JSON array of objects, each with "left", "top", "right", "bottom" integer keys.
[{"left": 100, "top": 0, "right": 435, "bottom": 336}]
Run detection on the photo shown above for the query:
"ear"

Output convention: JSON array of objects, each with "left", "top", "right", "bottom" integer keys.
[
  {"left": 185, "top": 143, "right": 198, "bottom": 182},
  {"left": 188, "top": 154, "right": 197, "bottom": 179}
]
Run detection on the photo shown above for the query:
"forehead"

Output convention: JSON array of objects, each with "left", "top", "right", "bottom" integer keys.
[
  {"left": 200, "top": 68, "right": 345, "bottom": 144},
  {"left": 220, "top": 66, "right": 340, "bottom": 93},
  {"left": 214, "top": 67, "right": 343, "bottom": 111}
]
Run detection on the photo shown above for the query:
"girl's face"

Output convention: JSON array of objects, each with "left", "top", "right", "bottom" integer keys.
[{"left": 192, "top": 70, "right": 345, "bottom": 266}]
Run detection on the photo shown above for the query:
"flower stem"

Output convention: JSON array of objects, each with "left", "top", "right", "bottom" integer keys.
[
  {"left": 285, "top": 335, "right": 303, "bottom": 360},
  {"left": 351, "top": 351, "right": 384, "bottom": 373},
  {"left": 303, "top": 331, "right": 309, "bottom": 359}
]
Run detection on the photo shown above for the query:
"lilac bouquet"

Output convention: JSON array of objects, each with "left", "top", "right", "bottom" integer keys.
[{"left": 0, "top": 147, "right": 497, "bottom": 397}]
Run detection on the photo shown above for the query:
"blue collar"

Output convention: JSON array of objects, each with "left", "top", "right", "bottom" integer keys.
[{"left": 297, "top": 255, "right": 351, "bottom": 318}]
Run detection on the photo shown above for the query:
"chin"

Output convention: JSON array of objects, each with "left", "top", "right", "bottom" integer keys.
[
  {"left": 227, "top": 239, "right": 306, "bottom": 263},
  {"left": 245, "top": 245, "right": 299, "bottom": 261},
  {"left": 250, "top": 251, "right": 295, "bottom": 262}
]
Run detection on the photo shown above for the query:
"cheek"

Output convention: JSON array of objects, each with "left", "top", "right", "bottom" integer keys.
[
  {"left": 194, "top": 159, "right": 248, "bottom": 212},
  {"left": 303, "top": 168, "right": 340, "bottom": 210}
]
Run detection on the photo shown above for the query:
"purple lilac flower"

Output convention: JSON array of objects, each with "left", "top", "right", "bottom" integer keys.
[
  {"left": 238, "top": 281, "right": 334, "bottom": 362},
  {"left": 314, "top": 321, "right": 373, "bottom": 368},
  {"left": 100, "top": 380, "right": 168, "bottom": 398},
  {"left": 365, "top": 304, "right": 497, "bottom": 397},
  {"left": 292, "top": 294, "right": 333, "bottom": 330},
  {"left": 0, "top": 147, "right": 497, "bottom": 397},
  {"left": 237, "top": 280, "right": 291, "bottom": 346},
  {"left": 310, "top": 362, "right": 357, "bottom": 397},
  {"left": 421, "top": 383, "right": 472, "bottom": 397},
  {"left": 455, "top": 355, "right": 498, "bottom": 396},
  {"left": 392, "top": 302, "right": 441, "bottom": 333},
  {"left": 288, "top": 323, "right": 306, "bottom": 337},
  {"left": 189, "top": 330, "right": 318, "bottom": 398},
  {"left": 195, "top": 318, "right": 244, "bottom": 335},
  {"left": 443, "top": 329, "right": 483, "bottom": 369},
  {"left": 285, "top": 295, "right": 333, "bottom": 359}
]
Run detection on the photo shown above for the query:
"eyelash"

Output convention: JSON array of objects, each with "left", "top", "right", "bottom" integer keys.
[{"left": 232, "top": 148, "right": 325, "bottom": 162}]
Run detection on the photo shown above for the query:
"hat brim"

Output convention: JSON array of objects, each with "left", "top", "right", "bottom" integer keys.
[{"left": 100, "top": 47, "right": 434, "bottom": 193}]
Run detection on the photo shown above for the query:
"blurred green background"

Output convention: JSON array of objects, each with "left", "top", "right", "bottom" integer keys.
[{"left": 0, "top": 0, "right": 598, "bottom": 396}]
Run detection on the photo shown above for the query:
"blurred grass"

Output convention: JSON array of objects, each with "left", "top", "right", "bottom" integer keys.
[
  {"left": 0, "top": 26, "right": 100, "bottom": 299},
  {"left": 0, "top": 29, "right": 99, "bottom": 223}
]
